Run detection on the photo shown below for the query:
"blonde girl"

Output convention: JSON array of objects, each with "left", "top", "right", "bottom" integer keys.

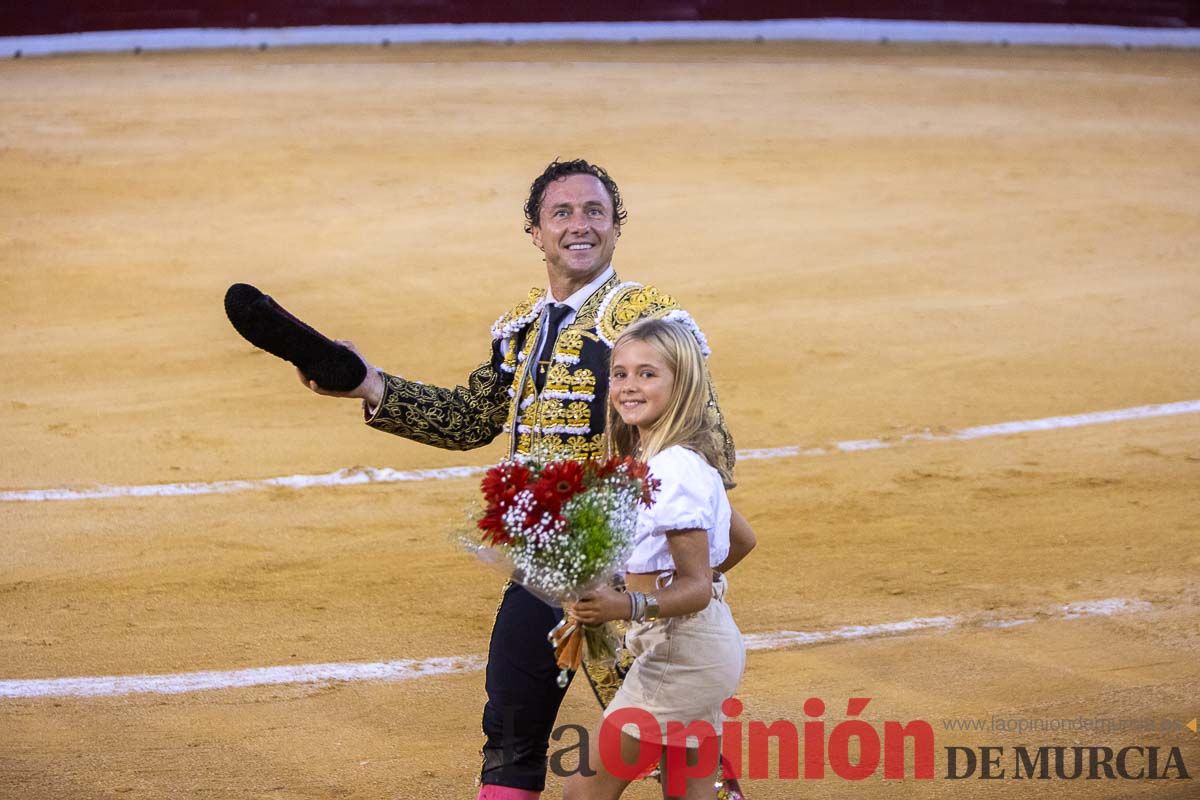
[{"left": 566, "top": 317, "right": 754, "bottom": 800}]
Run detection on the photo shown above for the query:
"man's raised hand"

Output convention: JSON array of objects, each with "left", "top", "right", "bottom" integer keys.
[{"left": 297, "top": 340, "right": 385, "bottom": 407}]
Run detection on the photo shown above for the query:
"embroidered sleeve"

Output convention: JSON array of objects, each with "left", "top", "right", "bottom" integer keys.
[{"left": 364, "top": 342, "right": 509, "bottom": 451}]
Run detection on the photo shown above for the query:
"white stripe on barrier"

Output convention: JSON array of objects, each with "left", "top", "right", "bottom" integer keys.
[
  {"left": 4, "top": 18, "right": 1200, "bottom": 58},
  {"left": 0, "top": 597, "right": 1152, "bottom": 699},
  {"left": 3, "top": 399, "right": 1197, "bottom": 502}
]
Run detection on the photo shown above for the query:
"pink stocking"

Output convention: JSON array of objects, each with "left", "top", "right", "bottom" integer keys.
[{"left": 475, "top": 785, "right": 541, "bottom": 800}]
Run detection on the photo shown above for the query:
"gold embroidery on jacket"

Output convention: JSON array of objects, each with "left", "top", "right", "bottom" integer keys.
[
  {"left": 552, "top": 329, "right": 584, "bottom": 364},
  {"left": 543, "top": 363, "right": 573, "bottom": 395},
  {"left": 491, "top": 288, "right": 545, "bottom": 342},
  {"left": 565, "top": 401, "right": 590, "bottom": 430},
  {"left": 366, "top": 275, "right": 735, "bottom": 483},
  {"left": 538, "top": 398, "right": 566, "bottom": 430},
  {"left": 503, "top": 322, "right": 541, "bottom": 434},
  {"left": 571, "top": 367, "right": 596, "bottom": 397},
  {"left": 572, "top": 274, "right": 621, "bottom": 330},
  {"left": 367, "top": 363, "right": 508, "bottom": 450},
  {"left": 597, "top": 283, "right": 679, "bottom": 346}
]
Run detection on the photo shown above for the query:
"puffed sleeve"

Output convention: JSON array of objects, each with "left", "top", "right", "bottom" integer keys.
[{"left": 643, "top": 448, "right": 716, "bottom": 536}]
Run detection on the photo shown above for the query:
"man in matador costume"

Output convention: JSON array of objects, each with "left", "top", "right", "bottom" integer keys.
[{"left": 302, "top": 159, "right": 747, "bottom": 799}]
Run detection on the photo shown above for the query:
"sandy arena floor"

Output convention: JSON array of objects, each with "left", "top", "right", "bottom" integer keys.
[{"left": 1, "top": 41, "right": 1199, "bottom": 798}]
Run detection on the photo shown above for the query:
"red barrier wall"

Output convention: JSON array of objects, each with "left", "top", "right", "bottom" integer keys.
[{"left": 4, "top": 1, "right": 1198, "bottom": 37}]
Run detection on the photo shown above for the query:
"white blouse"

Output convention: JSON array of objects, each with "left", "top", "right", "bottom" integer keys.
[{"left": 625, "top": 445, "right": 731, "bottom": 574}]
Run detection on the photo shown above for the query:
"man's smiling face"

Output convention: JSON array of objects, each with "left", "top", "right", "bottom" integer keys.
[{"left": 530, "top": 173, "right": 619, "bottom": 295}]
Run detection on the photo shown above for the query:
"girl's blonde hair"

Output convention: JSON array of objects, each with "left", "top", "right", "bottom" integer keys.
[{"left": 605, "top": 317, "right": 724, "bottom": 472}]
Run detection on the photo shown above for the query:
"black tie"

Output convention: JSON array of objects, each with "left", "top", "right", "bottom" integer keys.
[{"left": 534, "top": 303, "right": 572, "bottom": 394}]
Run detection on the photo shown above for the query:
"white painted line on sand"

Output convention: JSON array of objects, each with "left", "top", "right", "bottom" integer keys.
[
  {"left": 5, "top": 19, "right": 1200, "bottom": 58},
  {"left": 743, "top": 616, "right": 957, "bottom": 650},
  {"left": 1059, "top": 598, "right": 1152, "bottom": 619},
  {"left": 0, "top": 656, "right": 486, "bottom": 700},
  {"left": 0, "top": 597, "right": 1150, "bottom": 700},
  {"left": 4, "top": 399, "right": 1196, "bottom": 503},
  {"left": 739, "top": 399, "right": 1200, "bottom": 460},
  {"left": 743, "top": 597, "right": 1153, "bottom": 652},
  {"left": 0, "top": 465, "right": 488, "bottom": 503}
]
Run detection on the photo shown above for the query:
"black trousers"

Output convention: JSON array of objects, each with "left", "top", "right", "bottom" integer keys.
[{"left": 480, "top": 582, "right": 574, "bottom": 791}]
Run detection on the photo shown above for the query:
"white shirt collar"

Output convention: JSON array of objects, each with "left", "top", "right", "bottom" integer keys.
[{"left": 547, "top": 264, "right": 615, "bottom": 312}]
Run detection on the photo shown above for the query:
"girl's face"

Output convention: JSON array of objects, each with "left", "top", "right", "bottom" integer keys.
[{"left": 609, "top": 339, "right": 674, "bottom": 435}]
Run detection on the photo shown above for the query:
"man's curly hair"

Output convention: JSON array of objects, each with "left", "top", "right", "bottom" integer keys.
[{"left": 523, "top": 159, "right": 628, "bottom": 235}]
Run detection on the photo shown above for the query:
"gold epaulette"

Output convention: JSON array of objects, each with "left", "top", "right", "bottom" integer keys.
[
  {"left": 490, "top": 287, "right": 546, "bottom": 342},
  {"left": 594, "top": 281, "right": 680, "bottom": 348}
]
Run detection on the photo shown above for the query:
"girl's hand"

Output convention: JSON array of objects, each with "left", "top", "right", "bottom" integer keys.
[{"left": 569, "top": 585, "right": 629, "bottom": 625}]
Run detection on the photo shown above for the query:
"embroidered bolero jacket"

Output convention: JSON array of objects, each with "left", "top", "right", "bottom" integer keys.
[{"left": 364, "top": 273, "right": 736, "bottom": 484}]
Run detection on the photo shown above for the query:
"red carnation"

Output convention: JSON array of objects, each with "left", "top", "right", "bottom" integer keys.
[
  {"left": 591, "top": 456, "right": 622, "bottom": 480},
  {"left": 481, "top": 462, "right": 531, "bottom": 511},
  {"left": 622, "top": 457, "right": 649, "bottom": 481},
  {"left": 530, "top": 460, "right": 585, "bottom": 513},
  {"left": 478, "top": 506, "right": 510, "bottom": 545}
]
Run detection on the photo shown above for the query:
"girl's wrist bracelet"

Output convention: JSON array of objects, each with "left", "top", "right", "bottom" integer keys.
[
  {"left": 644, "top": 593, "right": 660, "bottom": 622},
  {"left": 629, "top": 591, "right": 644, "bottom": 621},
  {"left": 628, "top": 591, "right": 658, "bottom": 622}
]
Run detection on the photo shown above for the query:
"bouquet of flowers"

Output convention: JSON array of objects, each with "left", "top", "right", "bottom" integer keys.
[{"left": 463, "top": 456, "right": 658, "bottom": 685}]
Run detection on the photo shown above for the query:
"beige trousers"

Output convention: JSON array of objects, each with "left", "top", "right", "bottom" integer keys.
[{"left": 603, "top": 573, "right": 745, "bottom": 742}]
